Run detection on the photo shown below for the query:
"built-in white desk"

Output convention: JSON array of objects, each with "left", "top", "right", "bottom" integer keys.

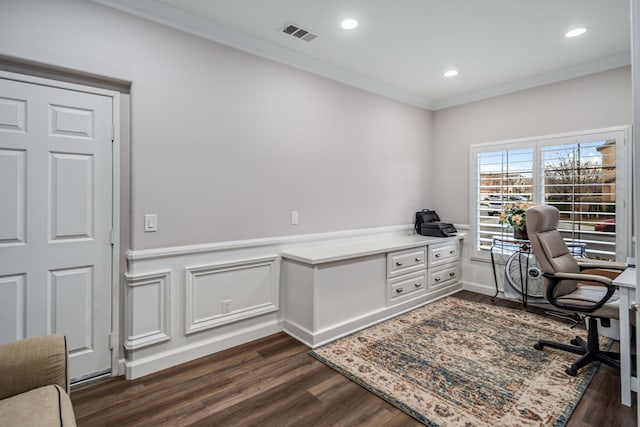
[
  {"left": 280, "top": 233, "right": 464, "bottom": 348},
  {"left": 613, "top": 267, "right": 637, "bottom": 406}
]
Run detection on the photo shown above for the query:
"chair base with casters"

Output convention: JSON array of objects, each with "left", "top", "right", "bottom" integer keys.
[{"left": 533, "top": 316, "right": 620, "bottom": 376}]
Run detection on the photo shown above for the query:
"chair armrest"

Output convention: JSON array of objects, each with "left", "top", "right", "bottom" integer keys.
[
  {"left": 0, "top": 335, "right": 68, "bottom": 400},
  {"left": 576, "top": 259, "right": 627, "bottom": 271},
  {"left": 552, "top": 271, "right": 613, "bottom": 286},
  {"left": 543, "top": 272, "right": 616, "bottom": 313}
]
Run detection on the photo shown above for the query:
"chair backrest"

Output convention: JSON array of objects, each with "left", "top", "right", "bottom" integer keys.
[{"left": 526, "top": 205, "right": 580, "bottom": 296}]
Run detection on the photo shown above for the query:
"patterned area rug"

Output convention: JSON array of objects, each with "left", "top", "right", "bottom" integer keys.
[{"left": 310, "top": 297, "right": 605, "bottom": 427}]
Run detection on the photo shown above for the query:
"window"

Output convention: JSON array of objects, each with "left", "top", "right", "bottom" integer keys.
[
  {"left": 476, "top": 146, "right": 533, "bottom": 252},
  {"left": 471, "top": 127, "right": 630, "bottom": 261}
]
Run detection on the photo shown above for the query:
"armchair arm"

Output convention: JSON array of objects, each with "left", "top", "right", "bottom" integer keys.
[
  {"left": 543, "top": 271, "right": 616, "bottom": 313},
  {"left": 0, "top": 335, "right": 68, "bottom": 400},
  {"left": 576, "top": 259, "right": 627, "bottom": 271},
  {"left": 551, "top": 271, "right": 614, "bottom": 286}
]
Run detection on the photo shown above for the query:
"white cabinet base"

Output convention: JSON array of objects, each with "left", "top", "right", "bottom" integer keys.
[
  {"left": 283, "top": 282, "right": 462, "bottom": 348},
  {"left": 281, "top": 234, "right": 464, "bottom": 348}
]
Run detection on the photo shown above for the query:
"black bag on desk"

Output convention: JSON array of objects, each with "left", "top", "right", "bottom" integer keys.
[{"left": 415, "top": 209, "right": 457, "bottom": 237}]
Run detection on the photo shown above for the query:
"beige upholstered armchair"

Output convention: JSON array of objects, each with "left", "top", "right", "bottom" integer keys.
[
  {"left": 0, "top": 335, "right": 76, "bottom": 426},
  {"left": 526, "top": 205, "right": 626, "bottom": 376}
]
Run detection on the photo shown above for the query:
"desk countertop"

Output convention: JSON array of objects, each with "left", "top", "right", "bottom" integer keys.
[
  {"left": 614, "top": 267, "right": 636, "bottom": 289},
  {"left": 281, "top": 233, "right": 464, "bottom": 265}
]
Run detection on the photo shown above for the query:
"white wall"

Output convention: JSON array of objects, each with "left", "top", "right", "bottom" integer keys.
[
  {"left": 431, "top": 66, "right": 632, "bottom": 296},
  {"left": 0, "top": 0, "right": 432, "bottom": 250},
  {"left": 431, "top": 66, "right": 632, "bottom": 224}
]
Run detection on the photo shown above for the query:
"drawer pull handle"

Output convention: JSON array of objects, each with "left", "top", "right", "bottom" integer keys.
[
  {"left": 414, "top": 283, "right": 422, "bottom": 288},
  {"left": 415, "top": 257, "right": 423, "bottom": 262},
  {"left": 449, "top": 272, "right": 456, "bottom": 277},
  {"left": 396, "top": 261, "right": 405, "bottom": 266},
  {"left": 435, "top": 276, "right": 441, "bottom": 282},
  {"left": 435, "top": 253, "right": 441, "bottom": 258},
  {"left": 396, "top": 288, "right": 404, "bottom": 294},
  {"left": 450, "top": 250, "right": 456, "bottom": 255}
]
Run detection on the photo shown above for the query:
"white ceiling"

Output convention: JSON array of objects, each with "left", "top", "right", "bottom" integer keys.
[{"left": 94, "top": 0, "right": 631, "bottom": 110}]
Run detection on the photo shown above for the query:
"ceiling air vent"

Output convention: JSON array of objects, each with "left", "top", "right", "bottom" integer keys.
[{"left": 281, "top": 22, "right": 318, "bottom": 42}]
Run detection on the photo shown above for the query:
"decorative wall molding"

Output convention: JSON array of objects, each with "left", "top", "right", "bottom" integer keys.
[
  {"left": 92, "top": 1, "right": 630, "bottom": 111},
  {"left": 122, "top": 225, "right": 473, "bottom": 378},
  {"left": 184, "top": 256, "right": 279, "bottom": 335},
  {"left": 124, "top": 270, "right": 171, "bottom": 350},
  {"left": 91, "top": 0, "right": 432, "bottom": 109},
  {"left": 127, "top": 224, "right": 413, "bottom": 261},
  {"left": 434, "top": 53, "right": 630, "bottom": 110}
]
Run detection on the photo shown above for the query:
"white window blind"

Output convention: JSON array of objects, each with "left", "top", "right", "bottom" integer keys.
[
  {"left": 541, "top": 139, "right": 617, "bottom": 259},
  {"left": 470, "top": 127, "right": 628, "bottom": 262},
  {"left": 476, "top": 147, "right": 534, "bottom": 252}
]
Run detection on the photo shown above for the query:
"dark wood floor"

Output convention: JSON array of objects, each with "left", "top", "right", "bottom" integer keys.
[{"left": 71, "top": 291, "right": 637, "bottom": 426}]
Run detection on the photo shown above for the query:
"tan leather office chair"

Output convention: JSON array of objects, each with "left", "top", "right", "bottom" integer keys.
[{"left": 526, "top": 205, "right": 625, "bottom": 376}]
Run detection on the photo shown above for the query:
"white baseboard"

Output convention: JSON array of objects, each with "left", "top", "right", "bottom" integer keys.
[
  {"left": 462, "top": 280, "right": 498, "bottom": 297},
  {"left": 281, "top": 319, "right": 313, "bottom": 348},
  {"left": 125, "top": 320, "right": 282, "bottom": 379}
]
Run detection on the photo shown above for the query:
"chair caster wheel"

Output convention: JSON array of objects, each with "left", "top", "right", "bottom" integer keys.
[
  {"left": 570, "top": 338, "right": 579, "bottom": 346},
  {"left": 534, "top": 343, "right": 544, "bottom": 350},
  {"left": 566, "top": 367, "right": 578, "bottom": 376}
]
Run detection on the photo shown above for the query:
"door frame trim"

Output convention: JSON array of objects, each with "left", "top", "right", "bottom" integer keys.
[{"left": 0, "top": 70, "right": 122, "bottom": 377}]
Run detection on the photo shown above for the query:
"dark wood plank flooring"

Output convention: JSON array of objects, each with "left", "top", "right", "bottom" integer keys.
[{"left": 71, "top": 291, "right": 636, "bottom": 426}]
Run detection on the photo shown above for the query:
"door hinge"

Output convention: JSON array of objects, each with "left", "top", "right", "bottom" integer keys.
[
  {"left": 110, "top": 229, "right": 116, "bottom": 245},
  {"left": 111, "top": 125, "right": 115, "bottom": 143},
  {"left": 109, "top": 333, "right": 116, "bottom": 350}
]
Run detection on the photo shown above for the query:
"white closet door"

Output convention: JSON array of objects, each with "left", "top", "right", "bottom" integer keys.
[{"left": 0, "top": 77, "right": 113, "bottom": 381}]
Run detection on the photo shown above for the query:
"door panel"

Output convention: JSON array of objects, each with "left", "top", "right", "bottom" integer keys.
[
  {"left": 49, "top": 266, "right": 94, "bottom": 354},
  {"left": 0, "top": 148, "right": 26, "bottom": 244},
  {"left": 0, "top": 274, "right": 26, "bottom": 342},
  {"left": 0, "top": 96, "right": 26, "bottom": 132},
  {"left": 49, "top": 152, "right": 94, "bottom": 241},
  {"left": 0, "top": 77, "right": 113, "bottom": 381}
]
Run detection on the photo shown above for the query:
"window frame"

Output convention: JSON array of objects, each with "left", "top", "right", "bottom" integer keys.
[{"left": 469, "top": 126, "right": 631, "bottom": 263}]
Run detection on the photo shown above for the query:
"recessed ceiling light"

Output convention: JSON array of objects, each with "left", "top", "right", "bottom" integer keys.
[
  {"left": 341, "top": 19, "right": 358, "bottom": 30},
  {"left": 565, "top": 27, "right": 587, "bottom": 38},
  {"left": 444, "top": 69, "right": 459, "bottom": 78}
]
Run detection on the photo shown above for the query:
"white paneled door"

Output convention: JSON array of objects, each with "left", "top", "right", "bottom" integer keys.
[{"left": 0, "top": 77, "right": 113, "bottom": 381}]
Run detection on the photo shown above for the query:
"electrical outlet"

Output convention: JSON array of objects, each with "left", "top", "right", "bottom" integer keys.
[
  {"left": 291, "top": 211, "right": 299, "bottom": 225},
  {"left": 222, "top": 299, "right": 232, "bottom": 314}
]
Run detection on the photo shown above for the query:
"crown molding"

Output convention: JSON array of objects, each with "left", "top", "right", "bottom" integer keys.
[
  {"left": 432, "top": 52, "right": 631, "bottom": 110},
  {"left": 92, "top": 0, "right": 629, "bottom": 112},
  {"left": 91, "top": 0, "right": 434, "bottom": 109}
]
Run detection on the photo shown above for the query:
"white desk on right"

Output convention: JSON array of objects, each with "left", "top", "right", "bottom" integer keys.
[{"left": 613, "top": 267, "right": 637, "bottom": 406}]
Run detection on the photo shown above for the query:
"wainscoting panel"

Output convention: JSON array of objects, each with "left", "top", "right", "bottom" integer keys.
[
  {"left": 123, "top": 225, "right": 427, "bottom": 379},
  {"left": 124, "top": 270, "right": 170, "bottom": 350},
  {"left": 185, "top": 256, "right": 279, "bottom": 334}
]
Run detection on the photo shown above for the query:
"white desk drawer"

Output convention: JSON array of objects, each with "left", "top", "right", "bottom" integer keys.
[
  {"left": 428, "top": 242, "right": 459, "bottom": 267},
  {"left": 387, "top": 271, "right": 427, "bottom": 304},
  {"left": 429, "top": 264, "right": 460, "bottom": 292},
  {"left": 387, "top": 247, "right": 426, "bottom": 278}
]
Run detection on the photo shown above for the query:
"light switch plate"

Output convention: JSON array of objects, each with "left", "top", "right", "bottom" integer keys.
[{"left": 144, "top": 214, "right": 158, "bottom": 232}]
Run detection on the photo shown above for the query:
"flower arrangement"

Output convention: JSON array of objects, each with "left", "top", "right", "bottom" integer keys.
[{"left": 499, "top": 202, "right": 529, "bottom": 232}]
